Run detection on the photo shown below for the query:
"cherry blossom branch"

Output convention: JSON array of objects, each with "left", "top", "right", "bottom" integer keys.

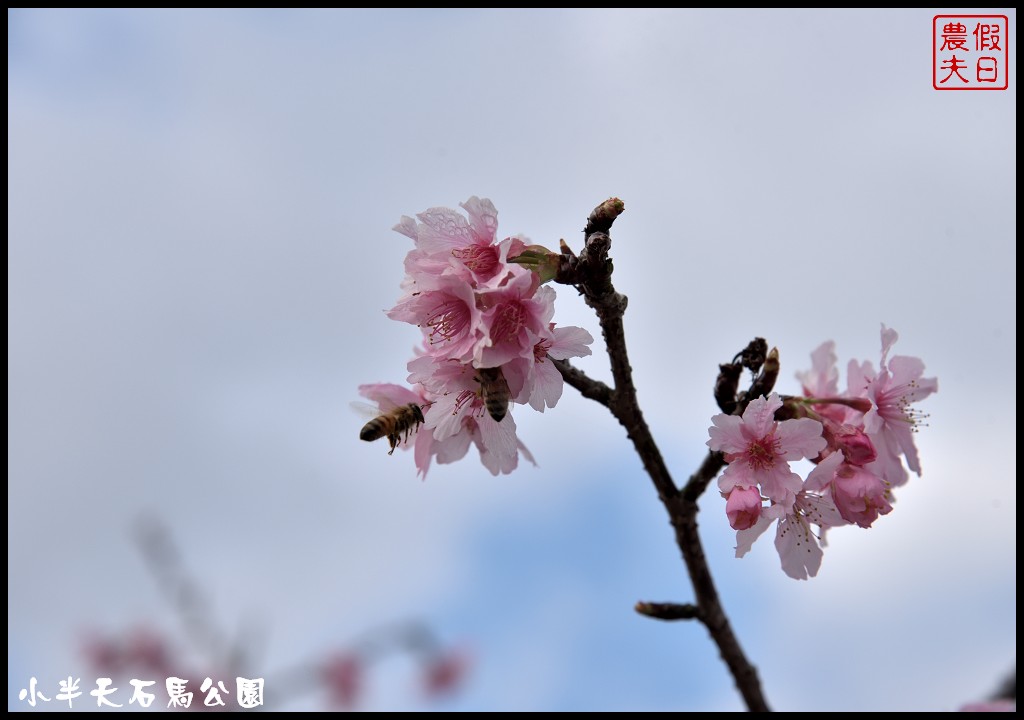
[
  {"left": 994, "top": 669, "right": 1016, "bottom": 701},
  {"left": 634, "top": 601, "right": 701, "bottom": 621},
  {"left": 93, "top": 520, "right": 467, "bottom": 711},
  {"left": 133, "top": 515, "right": 236, "bottom": 670},
  {"left": 681, "top": 450, "right": 726, "bottom": 504},
  {"left": 551, "top": 358, "right": 611, "bottom": 407},
  {"left": 373, "top": 195, "right": 941, "bottom": 709},
  {"left": 555, "top": 199, "right": 770, "bottom": 712},
  {"left": 680, "top": 340, "right": 777, "bottom": 503}
]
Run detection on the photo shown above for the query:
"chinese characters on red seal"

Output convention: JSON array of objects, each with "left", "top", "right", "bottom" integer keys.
[{"left": 933, "top": 15, "right": 1009, "bottom": 90}]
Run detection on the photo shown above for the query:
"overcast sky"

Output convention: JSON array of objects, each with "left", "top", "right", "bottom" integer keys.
[{"left": 8, "top": 9, "right": 1016, "bottom": 711}]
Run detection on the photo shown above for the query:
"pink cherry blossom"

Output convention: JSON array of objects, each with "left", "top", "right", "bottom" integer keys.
[
  {"left": 735, "top": 490, "right": 844, "bottom": 580},
  {"left": 796, "top": 340, "right": 871, "bottom": 426},
  {"left": 408, "top": 356, "right": 533, "bottom": 476},
  {"left": 778, "top": 329, "right": 938, "bottom": 538},
  {"left": 473, "top": 270, "right": 556, "bottom": 369},
  {"left": 504, "top": 324, "right": 594, "bottom": 412},
  {"left": 795, "top": 340, "right": 849, "bottom": 424},
  {"left": 423, "top": 646, "right": 471, "bottom": 698},
  {"left": 812, "top": 417, "right": 879, "bottom": 466},
  {"left": 735, "top": 503, "right": 824, "bottom": 580},
  {"left": 387, "top": 274, "right": 481, "bottom": 363},
  {"left": 369, "top": 197, "right": 592, "bottom": 477},
  {"left": 397, "top": 247, "right": 459, "bottom": 296},
  {"left": 708, "top": 393, "right": 827, "bottom": 507},
  {"left": 858, "top": 325, "right": 938, "bottom": 486},
  {"left": 725, "top": 487, "right": 762, "bottom": 531},
  {"left": 459, "top": 196, "right": 499, "bottom": 246},
  {"left": 423, "top": 398, "right": 529, "bottom": 477},
  {"left": 806, "top": 451, "right": 892, "bottom": 528},
  {"left": 797, "top": 340, "right": 839, "bottom": 398},
  {"left": 773, "top": 504, "right": 823, "bottom": 580},
  {"left": 828, "top": 422, "right": 877, "bottom": 466},
  {"left": 321, "top": 653, "right": 362, "bottom": 710},
  {"left": 832, "top": 464, "right": 892, "bottom": 528},
  {"left": 394, "top": 197, "right": 526, "bottom": 287}
]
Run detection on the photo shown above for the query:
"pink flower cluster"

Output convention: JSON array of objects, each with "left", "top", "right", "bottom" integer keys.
[
  {"left": 360, "top": 197, "right": 593, "bottom": 477},
  {"left": 707, "top": 326, "right": 937, "bottom": 579},
  {"left": 322, "top": 645, "right": 469, "bottom": 710}
]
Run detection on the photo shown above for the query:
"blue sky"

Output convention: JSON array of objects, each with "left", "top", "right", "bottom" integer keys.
[{"left": 8, "top": 8, "right": 1016, "bottom": 711}]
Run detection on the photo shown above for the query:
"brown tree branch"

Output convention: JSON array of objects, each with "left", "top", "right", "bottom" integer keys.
[
  {"left": 682, "top": 450, "right": 727, "bottom": 504},
  {"left": 552, "top": 358, "right": 612, "bottom": 408},
  {"left": 634, "top": 601, "right": 701, "bottom": 621},
  {"left": 557, "top": 199, "right": 770, "bottom": 712},
  {"left": 993, "top": 669, "right": 1016, "bottom": 701}
]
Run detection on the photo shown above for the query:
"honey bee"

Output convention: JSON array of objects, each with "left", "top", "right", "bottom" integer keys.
[
  {"left": 477, "top": 366, "right": 511, "bottom": 422},
  {"left": 359, "top": 403, "right": 425, "bottom": 455}
]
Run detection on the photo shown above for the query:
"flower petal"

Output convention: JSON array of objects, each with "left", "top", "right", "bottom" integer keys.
[
  {"left": 741, "top": 394, "right": 784, "bottom": 438},
  {"left": 707, "top": 414, "right": 746, "bottom": 454},
  {"left": 775, "top": 515, "right": 823, "bottom": 580},
  {"left": 804, "top": 450, "right": 843, "bottom": 493},
  {"left": 358, "top": 383, "right": 422, "bottom": 411},
  {"left": 528, "top": 359, "right": 564, "bottom": 412},
  {"left": 459, "top": 196, "right": 499, "bottom": 244},
  {"left": 775, "top": 417, "right": 826, "bottom": 461},
  {"left": 547, "top": 326, "right": 595, "bottom": 360},
  {"left": 735, "top": 509, "right": 775, "bottom": 558},
  {"left": 415, "top": 207, "right": 474, "bottom": 254}
]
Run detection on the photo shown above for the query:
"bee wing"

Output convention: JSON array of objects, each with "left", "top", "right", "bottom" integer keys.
[{"left": 351, "top": 401, "right": 385, "bottom": 420}]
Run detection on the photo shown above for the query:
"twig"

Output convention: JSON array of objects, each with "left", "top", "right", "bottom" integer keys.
[
  {"left": 134, "top": 516, "right": 232, "bottom": 670},
  {"left": 634, "top": 601, "right": 701, "bottom": 621},
  {"left": 993, "top": 669, "right": 1016, "bottom": 701},
  {"left": 551, "top": 359, "right": 612, "bottom": 408},
  {"left": 556, "top": 199, "right": 770, "bottom": 712}
]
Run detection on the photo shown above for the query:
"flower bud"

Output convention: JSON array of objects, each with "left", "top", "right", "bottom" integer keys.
[
  {"left": 832, "top": 464, "right": 892, "bottom": 528},
  {"left": 725, "top": 486, "right": 763, "bottom": 530},
  {"left": 832, "top": 424, "right": 877, "bottom": 466},
  {"left": 508, "top": 244, "right": 560, "bottom": 283}
]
